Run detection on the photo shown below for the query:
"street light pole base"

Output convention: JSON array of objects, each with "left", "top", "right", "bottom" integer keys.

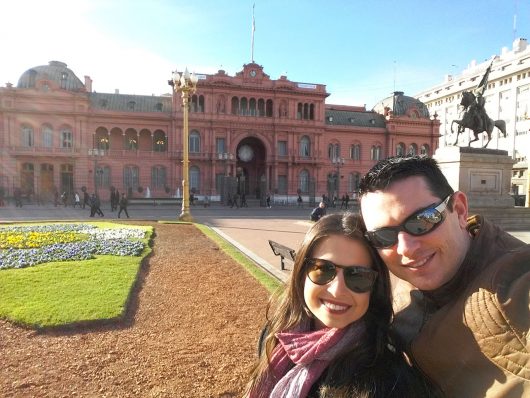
[{"left": 178, "top": 211, "right": 194, "bottom": 222}]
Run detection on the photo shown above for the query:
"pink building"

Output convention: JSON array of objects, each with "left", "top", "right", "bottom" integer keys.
[{"left": 0, "top": 60, "right": 439, "bottom": 204}]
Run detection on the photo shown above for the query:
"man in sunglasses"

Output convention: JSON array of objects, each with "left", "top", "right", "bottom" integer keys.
[{"left": 358, "top": 155, "right": 529, "bottom": 398}]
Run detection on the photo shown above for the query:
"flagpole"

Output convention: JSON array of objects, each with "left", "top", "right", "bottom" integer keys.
[{"left": 251, "top": 3, "right": 255, "bottom": 63}]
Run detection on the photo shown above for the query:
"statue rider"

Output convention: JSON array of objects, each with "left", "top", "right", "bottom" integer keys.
[{"left": 470, "top": 59, "right": 493, "bottom": 132}]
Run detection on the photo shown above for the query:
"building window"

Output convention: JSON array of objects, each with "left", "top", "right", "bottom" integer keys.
[
  {"left": 128, "top": 138, "right": 138, "bottom": 150},
  {"left": 349, "top": 172, "right": 361, "bottom": 192},
  {"left": 61, "top": 129, "right": 72, "bottom": 148},
  {"left": 189, "top": 130, "right": 200, "bottom": 153},
  {"left": 151, "top": 166, "right": 167, "bottom": 189},
  {"left": 127, "top": 101, "right": 136, "bottom": 110},
  {"left": 123, "top": 166, "right": 139, "bottom": 191},
  {"left": 350, "top": 144, "right": 361, "bottom": 160},
  {"left": 299, "top": 170, "right": 309, "bottom": 193},
  {"left": 191, "top": 95, "right": 205, "bottom": 113},
  {"left": 190, "top": 166, "right": 200, "bottom": 192},
  {"left": 297, "top": 102, "right": 315, "bottom": 120},
  {"left": 371, "top": 145, "right": 381, "bottom": 160},
  {"left": 97, "top": 166, "right": 111, "bottom": 188},
  {"left": 408, "top": 143, "right": 418, "bottom": 155},
  {"left": 21, "top": 126, "right": 34, "bottom": 147},
  {"left": 216, "top": 137, "right": 226, "bottom": 154},
  {"left": 396, "top": 143, "right": 405, "bottom": 156},
  {"left": 266, "top": 99, "right": 273, "bottom": 117},
  {"left": 153, "top": 131, "right": 166, "bottom": 152},
  {"left": 300, "top": 136, "right": 311, "bottom": 157},
  {"left": 42, "top": 125, "right": 53, "bottom": 148},
  {"left": 278, "top": 140, "right": 288, "bottom": 156},
  {"left": 98, "top": 137, "right": 109, "bottom": 150},
  {"left": 278, "top": 175, "right": 287, "bottom": 194},
  {"left": 420, "top": 144, "right": 430, "bottom": 156}
]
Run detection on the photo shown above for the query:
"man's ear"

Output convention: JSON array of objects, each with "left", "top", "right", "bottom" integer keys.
[{"left": 451, "top": 191, "right": 469, "bottom": 229}]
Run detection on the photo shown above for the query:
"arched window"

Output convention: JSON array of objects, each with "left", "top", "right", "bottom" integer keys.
[
  {"left": 266, "top": 99, "right": 273, "bottom": 117},
  {"left": 396, "top": 143, "right": 405, "bottom": 156},
  {"left": 42, "top": 125, "right": 53, "bottom": 148},
  {"left": 328, "top": 144, "right": 334, "bottom": 159},
  {"left": 231, "top": 96, "right": 239, "bottom": 115},
  {"left": 258, "top": 99, "right": 265, "bottom": 117},
  {"left": 371, "top": 145, "right": 381, "bottom": 161},
  {"left": 189, "top": 130, "right": 200, "bottom": 153},
  {"left": 240, "top": 97, "right": 248, "bottom": 115},
  {"left": 21, "top": 163, "right": 34, "bottom": 193},
  {"left": 21, "top": 125, "right": 34, "bottom": 147},
  {"left": 421, "top": 144, "right": 430, "bottom": 156},
  {"left": 299, "top": 169, "right": 310, "bottom": 193},
  {"left": 190, "top": 166, "right": 200, "bottom": 192},
  {"left": 300, "top": 136, "right": 311, "bottom": 157},
  {"left": 408, "top": 143, "right": 418, "bottom": 155},
  {"left": 328, "top": 143, "right": 340, "bottom": 160},
  {"left": 98, "top": 136, "right": 109, "bottom": 150},
  {"left": 151, "top": 166, "right": 167, "bottom": 189},
  {"left": 153, "top": 131, "right": 166, "bottom": 152},
  {"left": 297, "top": 103, "right": 303, "bottom": 119},
  {"left": 350, "top": 144, "right": 361, "bottom": 160},
  {"left": 303, "top": 103, "right": 309, "bottom": 119},
  {"left": 61, "top": 128, "right": 73, "bottom": 148},
  {"left": 309, "top": 104, "right": 315, "bottom": 120},
  {"left": 249, "top": 98, "right": 257, "bottom": 116}
]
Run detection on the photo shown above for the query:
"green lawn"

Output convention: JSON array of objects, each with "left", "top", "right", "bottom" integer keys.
[
  {"left": 194, "top": 223, "right": 283, "bottom": 294},
  {"left": 0, "top": 223, "right": 152, "bottom": 329}
]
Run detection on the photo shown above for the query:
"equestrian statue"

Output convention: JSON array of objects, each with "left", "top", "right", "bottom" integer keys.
[{"left": 451, "top": 61, "right": 506, "bottom": 148}]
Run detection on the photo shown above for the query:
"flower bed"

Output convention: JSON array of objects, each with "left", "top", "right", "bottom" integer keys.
[{"left": 0, "top": 223, "right": 147, "bottom": 270}]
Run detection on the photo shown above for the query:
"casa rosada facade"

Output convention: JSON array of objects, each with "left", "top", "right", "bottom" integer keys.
[{"left": 0, "top": 60, "right": 439, "bottom": 204}]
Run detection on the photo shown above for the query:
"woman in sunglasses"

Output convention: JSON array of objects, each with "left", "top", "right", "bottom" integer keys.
[{"left": 244, "top": 213, "right": 439, "bottom": 398}]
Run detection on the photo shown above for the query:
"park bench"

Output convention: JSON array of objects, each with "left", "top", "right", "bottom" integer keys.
[{"left": 268, "top": 240, "right": 296, "bottom": 270}]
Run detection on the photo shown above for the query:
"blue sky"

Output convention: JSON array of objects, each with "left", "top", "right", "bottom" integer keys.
[{"left": 1, "top": 0, "right": 528, "bottom": 108}]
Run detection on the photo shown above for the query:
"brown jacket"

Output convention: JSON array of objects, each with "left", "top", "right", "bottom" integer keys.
[{"left": 392, "top": 216, "right": 530, "bottom": 397}]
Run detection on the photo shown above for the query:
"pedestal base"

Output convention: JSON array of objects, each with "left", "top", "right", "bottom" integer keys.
[{"left": 434, "top": 146, "right": 515, "bottom": 208}]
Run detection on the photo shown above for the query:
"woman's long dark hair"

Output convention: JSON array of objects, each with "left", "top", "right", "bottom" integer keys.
[{"left": 244, "top": 213, "right": 400, "bottom": 397}]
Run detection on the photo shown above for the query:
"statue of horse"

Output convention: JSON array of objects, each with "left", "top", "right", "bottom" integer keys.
[{"left": 451, "top": 91, "right": 506, "bottom": 148}]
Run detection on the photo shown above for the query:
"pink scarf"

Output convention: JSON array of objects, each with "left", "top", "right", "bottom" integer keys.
[{"left": 250, "top": 322, "right": 364, "bottom": 398}]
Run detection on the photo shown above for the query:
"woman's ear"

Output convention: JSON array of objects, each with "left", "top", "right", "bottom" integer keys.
[{"left": 451, "top": 191, "right": 469, "bottom": 229}]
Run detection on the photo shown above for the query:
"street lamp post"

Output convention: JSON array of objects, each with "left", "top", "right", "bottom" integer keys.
[
  {"left": 219, "top": 152, "right": 233, "bottom": 205},
  {"left": 332, "top": 157, "right": 345, "bottom": 198},
  {"left": 170, "top": 68, "right": 198, "bottom": 221},
  {"left": 88, "top": 148, "right": 105, "bottom": 196}
]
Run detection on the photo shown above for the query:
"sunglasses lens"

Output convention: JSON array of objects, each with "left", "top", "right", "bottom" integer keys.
[
  {"left": 368, "top": 229, "right": 398, "bottom": 248},
  {"left": 344, "top": 269, "right": 377, "bottom": 293},
  {"left": 404, "top": 208, "right": 442, "bottom": 235},
  {"left": 307, "top": 260, "right": 335, "bottom": 285}
]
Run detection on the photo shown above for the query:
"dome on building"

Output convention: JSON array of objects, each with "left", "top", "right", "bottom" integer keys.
[
  {"left": 372, "top": 91, "right": 430, "bottom": 118},
  {"left": 17, "top": 61, "right": 85, "bottom": 91}
]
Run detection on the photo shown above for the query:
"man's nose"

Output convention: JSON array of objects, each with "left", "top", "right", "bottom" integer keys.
[{"left": 395, "top": 231, "right": 421, "bottom": 257}]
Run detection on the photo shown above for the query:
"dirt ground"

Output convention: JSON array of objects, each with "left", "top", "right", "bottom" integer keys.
[{"left": 0, "top": 222, "right": 272, "bottom": 397}]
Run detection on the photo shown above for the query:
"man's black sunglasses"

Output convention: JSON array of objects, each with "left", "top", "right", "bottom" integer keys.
[
  {"left": 365, "top": 194, "right": 452, "bottom": 249},
  {"left": 305, "top": 258, "right": 378, "bottom": 293}
]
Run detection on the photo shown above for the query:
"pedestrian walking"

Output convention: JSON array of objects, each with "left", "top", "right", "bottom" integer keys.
[
  {"left": 266, "top": 193, "right": 271, "bottom": 208},
  {"left": 73, "top": 192, "right": 81, "bottom": 208},
  {"left": 90, "top": 194, "right": 104, "bottom": 217},
  {"left": 61, "top": 192, "right": 68, "bottom": 207},
  {"left": 297, "top": 194, "right": 303, "bottom": 207},
  {"left": 118, "top": 193, "right": 129, "bottom": 218},
  {"left": 83, "top": 191, "right": 90, "bottom": 209},
  {"left": 14, "top": 187, "right": 23, "bottom": 208},
  {"left": 240, "top": 192, "right": 248, "bottom": 207}
]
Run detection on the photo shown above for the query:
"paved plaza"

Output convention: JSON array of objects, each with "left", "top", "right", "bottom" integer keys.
[{"left": 1, "top": 201, "right": 529, "bottom": 283}]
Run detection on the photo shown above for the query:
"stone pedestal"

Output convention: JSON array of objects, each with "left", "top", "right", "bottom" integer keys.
[{"left": 434, "top": 146, "right": 515, "bottom": 208}]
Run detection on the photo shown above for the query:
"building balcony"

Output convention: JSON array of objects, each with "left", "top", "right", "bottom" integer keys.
[{"left": 8, "top": 146, "right": 80, "bottom": 156}]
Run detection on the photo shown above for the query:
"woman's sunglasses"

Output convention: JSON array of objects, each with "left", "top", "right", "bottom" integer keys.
[
  {"left": 365, "top": 194, "right": 452, "bottom": 249},
  {"left": 305, "top": 258, "right": 378, "bottom": 293}
]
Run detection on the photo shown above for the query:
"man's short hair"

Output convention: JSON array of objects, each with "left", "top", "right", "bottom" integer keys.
[{"left": 359, "top": 155, "right": 454, "bottom": 203}]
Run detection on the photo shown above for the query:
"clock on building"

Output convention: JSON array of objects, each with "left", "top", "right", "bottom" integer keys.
[
  {"left": 250, "top": 70, "right": 257, "bottom": 77},
  {"left": 238, "top": 145, "right": 254, "bottom": 162}
]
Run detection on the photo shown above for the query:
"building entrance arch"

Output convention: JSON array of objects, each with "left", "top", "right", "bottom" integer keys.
[{"left": 235, "top": 137, "right": 267, "bottom": 199}]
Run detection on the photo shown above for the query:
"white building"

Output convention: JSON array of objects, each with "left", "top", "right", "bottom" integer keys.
[{"left": 415, "top": 38, "right": 530, "bottom": 200}]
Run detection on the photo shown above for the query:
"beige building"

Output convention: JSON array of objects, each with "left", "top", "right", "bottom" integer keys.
[{"left": 415, "top": 38, "right": 530, "bottom": 201}]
